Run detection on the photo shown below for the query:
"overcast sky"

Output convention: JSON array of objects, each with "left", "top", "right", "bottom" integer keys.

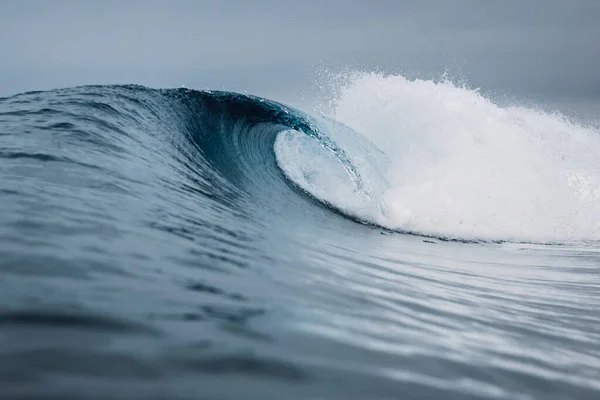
[{"left": 1, "top": 0, "right": 599, "bottom": 110}]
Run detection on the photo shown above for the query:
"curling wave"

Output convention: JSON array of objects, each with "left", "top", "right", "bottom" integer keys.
[
  {"left": 3, "top": 80, "right": 599, "bottom": 246},
  {"left": 2, "top": 81, "right": 600, "bottom": 400},
  {"left": 279, "top": 72, "right": 600, "bottom": 244}
]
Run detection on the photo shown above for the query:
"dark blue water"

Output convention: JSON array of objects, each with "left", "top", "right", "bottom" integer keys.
[{"left": 1, "top": 84, "right": 599, "bottom": 400}]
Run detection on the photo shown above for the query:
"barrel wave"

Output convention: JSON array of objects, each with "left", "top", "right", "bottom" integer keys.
[{"left": 1, "top": 81, "right": 599, "bottom": 400}]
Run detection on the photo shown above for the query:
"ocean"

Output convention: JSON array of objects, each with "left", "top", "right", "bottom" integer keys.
[{"left": 0, "top": 72, "right": 599, "bottom": 399}]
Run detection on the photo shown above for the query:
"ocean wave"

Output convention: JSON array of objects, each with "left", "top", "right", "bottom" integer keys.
[
  {"left": 281, "top": 72, "right": 600, "bottom": 243},
  {"left": 1, "top": 81, "right": 600, "bottom": 400},
  {"left": 4, "top": 81, "right": 599, "bottom": 245}
]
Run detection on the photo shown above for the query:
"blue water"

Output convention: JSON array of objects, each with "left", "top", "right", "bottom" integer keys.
[{"left": 0, "top": 84, "right": 599, "bottom": 400}]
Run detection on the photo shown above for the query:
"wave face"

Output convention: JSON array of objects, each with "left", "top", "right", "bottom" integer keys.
[{"left": 1, "top": 82, "right": 599, "bottom": 400}]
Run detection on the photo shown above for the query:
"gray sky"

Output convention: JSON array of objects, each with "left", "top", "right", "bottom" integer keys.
[{"left": 1, "top": 0, "right": 599, "bottom": 110}]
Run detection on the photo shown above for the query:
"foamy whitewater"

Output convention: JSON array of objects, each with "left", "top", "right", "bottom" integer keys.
[
  {"left": 277, "top": 72, "right": 600, "bottom": 243},
  {"left": 1, "top": 74, "right": 599, "bottom": 400}
]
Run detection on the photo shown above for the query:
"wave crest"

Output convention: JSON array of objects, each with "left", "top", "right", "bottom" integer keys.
[{"left": 285, "top": 72, "right": 600, "bottom": 243}]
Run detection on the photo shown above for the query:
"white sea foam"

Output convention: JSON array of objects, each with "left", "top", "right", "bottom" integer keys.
[{"left": 276, "top": 72, "right": 600, "bottom": 243}]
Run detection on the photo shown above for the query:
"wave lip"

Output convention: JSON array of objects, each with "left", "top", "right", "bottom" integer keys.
[{"left": 278, "top": 72, "right": 600, "bottom": 244}]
